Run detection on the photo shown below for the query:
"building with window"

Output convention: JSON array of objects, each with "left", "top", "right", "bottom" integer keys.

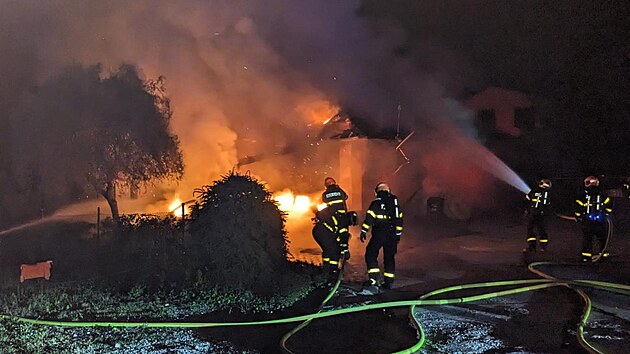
[{"left": 464, "top": 87, "right": 535, "bottom": 138}]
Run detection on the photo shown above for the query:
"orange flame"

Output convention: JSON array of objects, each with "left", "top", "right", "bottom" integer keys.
[
  {"left": 169, "top": 194, "right": 186, "bottom": 217},
  {"left": 273, "top": 190, "right": 314, "bottom": 217},
  {"left": 296, "top": 99, "right": 340, "bottom": 125}
]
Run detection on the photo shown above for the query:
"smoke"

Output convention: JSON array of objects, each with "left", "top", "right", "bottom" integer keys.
[{"left": 0, "top": 0, "right": 508, "bottom": 223}]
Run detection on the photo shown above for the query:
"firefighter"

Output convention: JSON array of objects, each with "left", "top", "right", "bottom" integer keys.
[
  {"left": 321, "top": 177, "right": 352, "bottom": 260},
  {"left": 359, "top": 183, "right": 403, "bottom": 289},
  {"left": 575, "top": 176, "right": 613, "bottom": 262},
  {"left": 523, "top": 178, "right": 552, "bottom": 253},
  {"left": 312, "top": 177, "right": 349, "bottom": 283}
]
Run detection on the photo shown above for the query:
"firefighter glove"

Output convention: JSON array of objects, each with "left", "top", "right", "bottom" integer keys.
[{"left": 360, "top": 232, "right": 367, "bottom": 243}]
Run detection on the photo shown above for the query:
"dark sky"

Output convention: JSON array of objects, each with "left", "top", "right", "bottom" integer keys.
[
  {"left": 360, "top": 0, "right": 629, "bottom": 117},
  {"left": 360, "top": 0, "right": 630, "bottom": 175}
]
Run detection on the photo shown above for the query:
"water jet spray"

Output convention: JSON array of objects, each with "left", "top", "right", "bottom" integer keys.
[{"left": 444, "top": 125, "right": 532, "bottom": 194}]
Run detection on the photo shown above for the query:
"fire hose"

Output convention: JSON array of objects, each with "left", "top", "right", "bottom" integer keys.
[
  {"left": 527, "top": 261, "right": 630, "bottom": 354},
  {"left": 592, "top": 217, "right": 614, "bottom": 263},
  {"left": 0, "top": 275, "right": 627, "bottom": 353},
  {"left": 555, "top": 213, "right": 615, "bottom": 263},
  {"left": 280, "top": 258, "right": 345, "bottom": 354}
]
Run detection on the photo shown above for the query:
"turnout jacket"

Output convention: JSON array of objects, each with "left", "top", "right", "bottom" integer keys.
[
  {"left": 322, "top": 184, "right": 348, "bottom": 213},
  {"left": 361, "top": 191, "right": 403, "bottom": 238},
  {"left": 575, "top": 188, "right": 613, "bottom": 221},
  {"left": 525, "top": 186, "right": 551, "bottom": 215}
]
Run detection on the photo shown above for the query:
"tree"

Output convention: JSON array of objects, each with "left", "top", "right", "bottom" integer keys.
[
  {"left": 9, "top": 64, "right": 184, "bottom": 222},
  {"left": 85, "top": 65, "right": 184, "bottom": 221}
]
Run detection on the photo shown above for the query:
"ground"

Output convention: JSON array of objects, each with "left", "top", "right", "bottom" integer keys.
[
  {"left": 0, "top": 211, "right": 628, "bottom": 353},
  {"left": 277, "top": 212, "right": 630, "bottom": 353}
]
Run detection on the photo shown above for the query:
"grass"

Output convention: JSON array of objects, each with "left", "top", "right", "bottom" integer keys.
[{"left": 0, "top": 272, "right": 321, "bottom": 353}]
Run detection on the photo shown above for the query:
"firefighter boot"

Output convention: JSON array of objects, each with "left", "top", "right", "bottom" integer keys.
[
  {"left": 382, "top": 272, "right": 395, "bottom": 289},
  {"left": 322, "top": 261, "right": 331, "bottom": 275},
  {"left": 523, "top": 241, "right": 536, "bottom": 253},
  {"left": 363, "top": 269, "right": 380, "bottom": 288},
  {"left": 539, "top": 238, "right": 548, "bottom": 252}
]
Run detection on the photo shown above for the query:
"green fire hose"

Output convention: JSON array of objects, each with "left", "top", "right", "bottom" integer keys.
[
  {"left": 0, "top": 263, "right": 628, "bottom": 353},
  {"left": 280, "top": 260, "right": 345, "bottom": 354}
]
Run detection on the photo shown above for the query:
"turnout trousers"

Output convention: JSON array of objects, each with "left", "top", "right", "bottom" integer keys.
[
  {"left": 581, "top": 220, "right": 609, "bottom": 261},
  {"left": 526, "top": 213, "right": 548, "bottom": 250},
  {"left": 365, "top": 229, "right": 398, "bottom": 286},
  {"left": 312, "top": 223, "right": 341, "bottom": 269}
]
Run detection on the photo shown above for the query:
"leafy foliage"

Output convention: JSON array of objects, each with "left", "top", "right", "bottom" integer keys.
[
  {"left": 8, "top": 64, "right": 184, "bottom": 222},
  {"left": 189, "top": 171, "right": 290, "bottom": 294}
]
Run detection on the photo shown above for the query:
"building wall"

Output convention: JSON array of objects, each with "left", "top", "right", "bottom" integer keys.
[
  {"left": 465, "top": 87, "right": 533, "bottom": 137},
  {"left": 338, "top": 138, "right": 406, "bottom": 212},
  {"left": 338, "top": 138, "right": 366, "bottom": 211}
]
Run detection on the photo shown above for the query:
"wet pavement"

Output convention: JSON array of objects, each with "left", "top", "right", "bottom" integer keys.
[{"left": 289, "top": 215, "right": 630, "bottom": 353}]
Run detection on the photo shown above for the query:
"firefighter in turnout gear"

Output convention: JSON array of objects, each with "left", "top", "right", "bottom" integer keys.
[
  {"left": 321, "top": 177, "right": 352, "bottom": 260},
  {"left": 524, "top": 179, "right": 552, "bottom": 253},
  {"left": 312, "top": 177, "right": 350, "bottom": 283},
  {"left": 360, "top": 183, "right": 403, "bottom": 290},
  {"left": 575, "top": 176, "right": 613, "bottom": 262}
]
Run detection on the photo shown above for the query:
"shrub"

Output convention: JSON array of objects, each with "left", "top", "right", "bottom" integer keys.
[{"left": 189, "top": 171, "right": 289, "bottom": 294}]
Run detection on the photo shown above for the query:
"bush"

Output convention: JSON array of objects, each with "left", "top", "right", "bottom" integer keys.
[
  {"left": 99, "top": 213, "right": 188, "bottom": 290},
  {"left": 189, "top": 171, "right": 289, "bottom": 294}
]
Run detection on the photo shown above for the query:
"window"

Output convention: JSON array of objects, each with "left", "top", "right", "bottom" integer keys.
[
  {"left": 515, "top": 108, "right": 534, "bottom": 132},
  {"left": 476, "top": 109, "right": 496, "bottom": 135}
]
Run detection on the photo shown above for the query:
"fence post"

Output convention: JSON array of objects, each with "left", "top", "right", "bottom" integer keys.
[
  {"left": 181, "top": 202, "right": 185, "bottom": 240},
  {"left": 97, "top": 206, "right": 101, "bottom": 239}
]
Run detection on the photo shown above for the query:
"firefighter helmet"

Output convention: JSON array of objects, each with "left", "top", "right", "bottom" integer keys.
[
  {"left": 584, "top": 176, "right": 599, "bottom": 188},
  {"left": 375, "top": 182, "right": 390, "bottom": 193},
  {"left": 324, "top": 177, "right": 336, "bottom": 187},
  {"left": 539, "top": 179, "right": 551, "bottom": 189}
]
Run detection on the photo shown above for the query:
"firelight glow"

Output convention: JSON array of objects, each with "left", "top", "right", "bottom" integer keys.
[
  {"left": 274, "top": 192, "right": 296, "bottom": 213},
  {"left": 169, "top": 195, "right": 184, "bottom": 217},
  {"left": 296, "top": 99, "right": 339, "bottom": 125},
  {"left": 293, "top": 195, "right": 311, "bottom": 214},
  {"left": 273, "top": 190, "right": 313, "bottom": 216}
]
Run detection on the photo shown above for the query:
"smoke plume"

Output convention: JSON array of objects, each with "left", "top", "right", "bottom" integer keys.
[{"left": 0, "top": 0, "right": 496, "bottom": 224}]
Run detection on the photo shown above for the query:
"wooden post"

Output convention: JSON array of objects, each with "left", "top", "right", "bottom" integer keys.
[
  {"left": 181, "top": 203, "right": 185, "bottom": 240},
  {"left": 97, "top": 206, "right": 101, "bottom": 239}
]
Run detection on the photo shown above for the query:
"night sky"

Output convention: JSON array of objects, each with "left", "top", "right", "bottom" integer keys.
[
  {"left": 1, "top": 0, "right": 629, "bottom": 228},
  {"left": 362, "top": 1, "right": 629, "bottom": 113},
  {"left": 361, "top": 0, "right": 630, "bottom": 175}
]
